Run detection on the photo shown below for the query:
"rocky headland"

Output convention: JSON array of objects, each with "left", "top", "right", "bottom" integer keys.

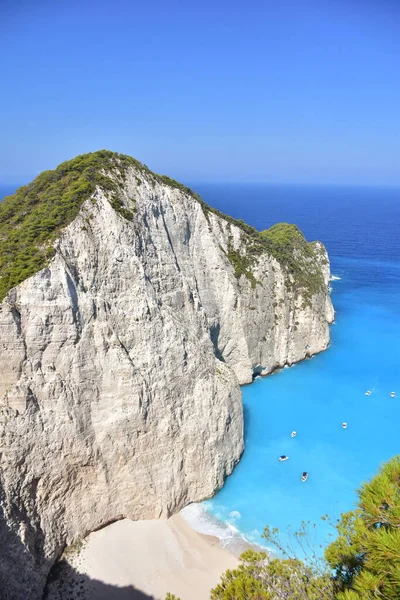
[{"left": 0, "top": 151, "right": 334, "bottom": 599}]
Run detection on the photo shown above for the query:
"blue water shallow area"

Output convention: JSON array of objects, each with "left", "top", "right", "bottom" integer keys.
[
  {"left": 205, "top": 259, "right": 400, "bottom": 549},
  {"left": 181, "top": 183, "right": 400, "bottom": 552},
  {"left": 2, "top": 181, "right": 400, "bottom": 552}
]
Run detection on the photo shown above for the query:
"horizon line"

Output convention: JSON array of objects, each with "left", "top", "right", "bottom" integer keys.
[{"left": 1, "top": 178, "right": 400, "bottom": 190}]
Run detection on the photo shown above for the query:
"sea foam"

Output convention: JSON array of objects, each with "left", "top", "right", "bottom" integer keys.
[{"left": 180, "top": 502, "right": 268, "bottom": 555}]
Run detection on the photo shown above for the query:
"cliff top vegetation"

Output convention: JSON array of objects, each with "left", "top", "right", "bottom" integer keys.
[
  {"left": 223, "top": 221, "right": 325, "bottom": 300},
  {"left": 0, "top": 150, "right": 135, "bottom": 301},
  {"left": 0, "top": 150, "right": 325, "bottom": 302}
]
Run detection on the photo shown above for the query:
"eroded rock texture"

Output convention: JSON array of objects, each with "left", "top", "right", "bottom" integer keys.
[{"left": 0, "top": 165, "right": 333, "bottom": 599}]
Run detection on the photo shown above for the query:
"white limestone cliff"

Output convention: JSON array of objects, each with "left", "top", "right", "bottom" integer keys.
[{"left": 0, "top": 164, "right": 333, "bottom": 599}]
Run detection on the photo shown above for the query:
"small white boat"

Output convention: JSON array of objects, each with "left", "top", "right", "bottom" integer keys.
[
  {"left": 391, "top": 392, "right": 396, "bottom": 398},
  {"left": 279, "top": 455, "right": 289, "bottom": 462},
  {"left": 301, "top": 472, "right": 308, "bottom": 482},
  {"left": 365, "top": 390, "right": 372, "bottom": 396},
  {"left": 342, "top": 422, "right": 348, "bottom": 429},
  {"left": 290, "top": 431, "right": 297, "bottom": 438}
]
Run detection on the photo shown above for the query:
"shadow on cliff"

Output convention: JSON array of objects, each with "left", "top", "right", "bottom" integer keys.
[
  {"left": 0, "top": 502, "right": 156, "bottom": 600},
  {"left": 0, "top": 509, "right": 155, "bottom": 600},
  {"left": 243, "top": 403, "right": 251, "bottom": 439},
  {"left": 0, "top": 519, "right": 156, "bottom": 600},
  {"left": 0, "top": 496, "right": 51, "bottom": 600},
  {"left": 43, "top": 558, "right": 156, "bottom": 600}
]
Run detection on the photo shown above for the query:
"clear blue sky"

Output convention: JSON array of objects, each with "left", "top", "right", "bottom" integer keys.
[{"left": 1, "top": 0, "right": 399, "bottom": 184}]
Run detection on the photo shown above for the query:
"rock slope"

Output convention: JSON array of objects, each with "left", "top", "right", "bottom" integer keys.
[{"left": 0, "top": 152, "right": 334, "bottom": 599}]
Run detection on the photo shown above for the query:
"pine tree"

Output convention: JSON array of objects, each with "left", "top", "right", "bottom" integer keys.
[
  {"left": 325, "top": 455, "right": 400, "bottom": 599},
  {"left": 166, "top": 456, "right": 400, "bottom": 599},
  {"left": 210, "top": 549, "right": 334, "bottom": 599}
]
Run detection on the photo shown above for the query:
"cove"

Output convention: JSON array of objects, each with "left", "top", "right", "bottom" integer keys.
[{"left": 181, "top": 183, "right": 400, "bottom": 552}]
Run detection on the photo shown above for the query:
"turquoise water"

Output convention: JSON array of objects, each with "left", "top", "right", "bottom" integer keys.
[
  {"left": 181, "top": 183, "right": 400, "bottom": 551},
  {"left": 2, "top": 182, "right": 400, "bottom": 551}
]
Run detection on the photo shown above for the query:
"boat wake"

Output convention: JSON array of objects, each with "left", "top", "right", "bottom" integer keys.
[{"left": 331, "top": 275, "right": 341, "bottom": 281}]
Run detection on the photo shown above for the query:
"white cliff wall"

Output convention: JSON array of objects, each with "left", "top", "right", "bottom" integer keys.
[{"left": 0, "top": 167, "right": 333, "bottom": 599}]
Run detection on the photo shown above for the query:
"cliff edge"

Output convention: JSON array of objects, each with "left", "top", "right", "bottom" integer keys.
[{"left": 0, "top": 151, "right": 334, "bottom": 599}]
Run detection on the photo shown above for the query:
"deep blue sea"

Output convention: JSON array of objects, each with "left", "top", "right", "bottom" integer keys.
[
  {"left": 180, "top": 182, "right": 400, "bottom": 554},
  {"left": 2, "top": 182, "right": 400, "bottom": 554}
]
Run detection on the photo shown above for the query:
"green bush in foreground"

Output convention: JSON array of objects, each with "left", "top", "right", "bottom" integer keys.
[
  {"left": 326, "top": 455, "right": 400, "bottom": 599},
  {"left": 210, "top": 550, "right": 333, "bottom": 599},
  {"left": 165, "top": 456, "right": 400, "bottom": 599}
]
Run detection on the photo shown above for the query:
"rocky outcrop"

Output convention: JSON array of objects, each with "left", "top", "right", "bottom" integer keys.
[{"left": 0, "top": 154, "right": 333, "bottom": 599}]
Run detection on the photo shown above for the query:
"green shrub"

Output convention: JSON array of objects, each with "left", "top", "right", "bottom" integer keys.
[
  {"left": 0, "top": 150, "right": 141, "bottom": 301},
  {"left": 220, "top": 221, "right": 325, "bottom": 301},
  {"left": 326, "top": 455, "right": 400, "bottom": 599},
  {"left": 210, "top": 549, "right": 334, "bottom": 599},
  {"left": 210, "top": 456, "right": 400, "bottom": 600},
  {"left": 0, "top": 149, "right": 326, "bottom": 305}
]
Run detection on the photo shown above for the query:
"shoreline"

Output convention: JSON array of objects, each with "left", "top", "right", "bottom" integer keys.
[
  {"left": 180, "top": 502, "right": 267, "bottom": 559},
  {"left": 45, "top": 514, "right": 240, "bottom": 600}
]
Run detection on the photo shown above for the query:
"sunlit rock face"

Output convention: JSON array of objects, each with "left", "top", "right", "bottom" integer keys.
[{"left": 0, "top": 164, "right": 333, "bottom": 599}]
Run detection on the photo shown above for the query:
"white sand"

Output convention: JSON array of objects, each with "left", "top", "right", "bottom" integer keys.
[{"left": 52, "top": 515, "right": 238, "bottom": 600}]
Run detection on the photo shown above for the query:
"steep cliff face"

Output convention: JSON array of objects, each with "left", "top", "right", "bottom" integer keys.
[{"left": 0, "top": 152, "right": 334, "bottom": 599}]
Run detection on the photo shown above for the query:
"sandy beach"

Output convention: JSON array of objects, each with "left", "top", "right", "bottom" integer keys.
[{"left": 45, "top": 514, "right": 239, "bottom": 600}]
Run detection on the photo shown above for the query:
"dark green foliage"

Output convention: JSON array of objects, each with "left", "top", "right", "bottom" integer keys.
[
  {"left": 0, "top": 150, "right": 206, "bottom": 302},
  {"left": 222, "top": 221, "right": 325, "bottom": 300},
  {"left": 0, "top": 150, "right": 141, "bottom": 301},
  {"left": 261, "top": 224, "right": 324, "bottom": 301},
  {"left": 226, "top": 242, "right": 258, "bottom": 288},
  {"left": 210, "top": 549, "right": 334, "bottom": 599},
  {"left": 209, "top": 457, "right": 400, "bottom": 599},
  {"left": 210, "top": 551, "right": 271, "bottom": 599},
  {"left": 325, "top": 455, "right": 400, "bottom": 599},
  {"left": 0, "top": 149, "right": 325, "bottom": 304},
  {"left": 109, "top": 196, "right": 135, "bottom": 221}
]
